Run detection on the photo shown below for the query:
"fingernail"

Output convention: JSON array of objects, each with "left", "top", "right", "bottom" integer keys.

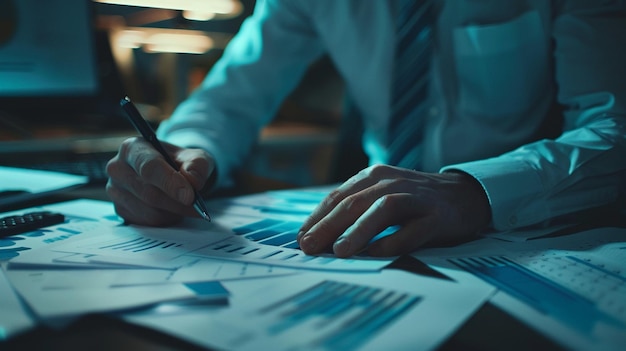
[
  {"left": 301, "top": 234, "right": 317, "bottom": 252},
  {"left": 333, "top": 237, "right": 351, "bottom": 256}
]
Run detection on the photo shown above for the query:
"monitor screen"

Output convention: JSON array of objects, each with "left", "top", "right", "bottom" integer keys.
[
  {"left": 0, "top": 0, "right": 98, "bottom": 97},
  {"left": 0, "top": 0, "right": 126, "bottom": 132}
]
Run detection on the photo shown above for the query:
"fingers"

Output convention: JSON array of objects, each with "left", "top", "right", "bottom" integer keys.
[
  {"left": 298, "top": 165, "right": 416, "bottom": 238},
  {"left": 106, "top": 155, "right": 197, "bottom": 225},
  {"left": 298, "top": 189, "right": 381, "bottom": 255},
  {"left": 333, "top": 194, "right": 410, "bottom": 257},
  {"left": 124, "top": 138, "right": 195, "bottom": 205},
  {"left": 175, "top": 147, "right": 215, "bottom": 191},
  {"left": 105, "top": 137, "right": 213, "bottom": 225},
  {"left": 332, "top": 193, "right": 433, "bottom": 258},
  {"left": 298, "top": 179, "right": 362, "bottom": 238},
  {"left": 367, "top": 217, "right": 435, "bottom": 257},
  {"left": 106, "top": 178, "right": 188, "bottom": 226},
  {"left": 297, "top": 177, "right": 385, "bottom": 254},
  {"left": 299, "top": 174, "right": 419, "bottom": 256},
  {"left": 297, "top": 165, "right": 469, "bottom": 258}
]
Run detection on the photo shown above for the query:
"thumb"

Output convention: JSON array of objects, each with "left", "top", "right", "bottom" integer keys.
[{"left": 178, "top": 148, "right": 215, "bottom": 191}]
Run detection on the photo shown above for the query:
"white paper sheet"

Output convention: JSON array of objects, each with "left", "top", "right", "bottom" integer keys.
[
  {"left": 416, "top": 227, "right": 626, "bottom": 351},
  {"left": 171, "top": 257, "right": 296, "bottom": 282},
  {"left": 0, "top": 166, "right": 88, "bottom": 194},
  {"left": 49, "top": 224, "right": 231, "bottom": 269},
  {"left": 0, "top": 199, "right": 121, "bottom": 263},
  {"left": 14, "top": 220, "right": 392, "bottom": 272},
  {"left": 0, "top": 166, "right": 89, "bottom": 207},
  {"left": 6, "top": 258, "right": 295, "bottom": 289},
  {"left": 11, "top": 281, "right": 229, "bottom": 319},
  {"left": 0, "top": 266, "right": 35, "bottom": 340},
  {"left": 124, "top": 268, "right": 495, "bottom": 351},
  {"left": 7, "top": 191, "right": 392, "bottom": 272}
]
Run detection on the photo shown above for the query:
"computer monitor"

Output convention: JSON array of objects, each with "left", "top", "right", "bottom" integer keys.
[{"left": 0, "top": 0, "right": 126, "bottom": 134}]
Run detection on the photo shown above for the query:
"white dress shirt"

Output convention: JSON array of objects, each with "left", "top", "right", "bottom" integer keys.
[{"left": 157, "top": 0, "right": 626, "bottom": 231}]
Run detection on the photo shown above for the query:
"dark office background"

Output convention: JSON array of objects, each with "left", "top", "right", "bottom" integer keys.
[
  {"left": 94, "top": 0, "right": 358, "bottom": 187},
  {"left": 0, "top": 0, "right": 359, "bottom": 190}
]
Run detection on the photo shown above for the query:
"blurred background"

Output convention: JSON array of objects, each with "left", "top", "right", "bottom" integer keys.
[{"left": 0, "top": 0, "right": 364, "bottom": 193}]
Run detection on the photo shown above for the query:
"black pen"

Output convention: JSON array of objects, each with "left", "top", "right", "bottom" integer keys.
[{"left": 120, "top": 96, "right": 211, "bottom": 222}]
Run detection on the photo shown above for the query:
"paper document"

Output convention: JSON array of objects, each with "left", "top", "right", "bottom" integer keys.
[
  {"left": 417, "top": 226, "right": 626, "bottom": 351},
  {"left": 0, "top": 266, "right": 35, "bottom": 340},
  {"left": 52, "top": 225, "right": 232, "bottom": 269},
  {"left": 0, "top": 199, "right": 121, "bottom": 262},
  {"left": 15, "top": 219, "right": 392, "bottom": 272},
  {"left": 10, "top": 277, "right": 229, "bottom": 319},
  {"left": 0, "top": 166, "right": 88, "bottom": 193},
  {"left": 124, "top": 268, "right": 495, "bottom": 351},
  {"left": 6, "top": 258, "right": 295, "bottom": 289},
  {"left": 0, "top": 166, "right": 89, "bottom": 210},
  {"left": 207, "top": 187, "right": 329, "bottom": 221}
]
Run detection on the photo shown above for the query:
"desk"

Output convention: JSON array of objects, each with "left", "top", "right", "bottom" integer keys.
[{"left": 0, "top": 184, "right": 580, "bottom": 351}]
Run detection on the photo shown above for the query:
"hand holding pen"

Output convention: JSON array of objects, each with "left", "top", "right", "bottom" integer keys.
[{"left": 117, "top": 98, "right": 211, "bottom": 221}]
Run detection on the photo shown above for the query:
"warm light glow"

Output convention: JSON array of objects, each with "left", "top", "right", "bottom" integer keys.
[
  {"left": 182, "top": 10, "right": 216, "bottom": 21},
  {"left": 146, "top": 32, "right": 213, "bottom": 53},
  {"left": 117, "top": 27, "right": 214, "bottom": 54},
  {"left": 94, "top": 0, "right": 243, "bottom": 19},
  {"left": 116, "top": 29, "right": 145, "bottom": 48}
]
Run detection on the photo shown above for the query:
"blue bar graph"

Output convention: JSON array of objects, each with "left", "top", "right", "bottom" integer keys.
[
  {"left": 449, "top": 256, "right": 624, "bottom": 334},
  {"left": 232, "top": 219, "right": 400, "bottom": 252},
  {"left": 98, "top": 237, "right": 180, "bottom": 252},
  {"left": 257, "top": 280, "right": 420, "bottom": 351},
  {"left": 233, "top": 219, "right": 301, "bottom": 249}
]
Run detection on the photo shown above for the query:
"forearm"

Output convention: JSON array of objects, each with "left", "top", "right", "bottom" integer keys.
[
  {"left": 444, "top": 113, "right": 626, "bottom": 230},
  {"left": 157, "top": 0, "right": 325, "bottom": 190}
]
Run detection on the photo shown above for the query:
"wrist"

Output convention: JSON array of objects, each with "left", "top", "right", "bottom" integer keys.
[{"left": 445, "top": 171, "right": 492, "bottom": 232}]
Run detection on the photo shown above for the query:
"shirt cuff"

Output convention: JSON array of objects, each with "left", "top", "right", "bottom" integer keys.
[{"left": 441, "top": 158, "right": 544, "bottom": 230}]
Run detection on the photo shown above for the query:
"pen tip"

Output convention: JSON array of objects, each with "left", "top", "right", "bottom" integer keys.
[{"left": 202, "top": 212, "right": 212, "bottom": 222}]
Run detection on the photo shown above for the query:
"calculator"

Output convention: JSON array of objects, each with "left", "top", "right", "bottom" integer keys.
[{"left": 0, "top": 211, "right": 65, "bottom": 238}]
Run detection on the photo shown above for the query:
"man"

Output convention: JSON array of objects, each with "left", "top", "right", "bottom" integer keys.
[{"left": 106, "top": 0, "right": 626, "bottom": 258}]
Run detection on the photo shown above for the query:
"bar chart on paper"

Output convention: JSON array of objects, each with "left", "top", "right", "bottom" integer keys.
[
  {"left": 40, "top": 222, "right": 392, "bottom": 272},
  {"left": 221, "top": 280, "right": 421, "bottom": 351},
  {"left": 0, "top": 201, "right": 120, "bottom": 262},
  {"left": 449, "top": 251, "right": 626, "bottom": 335},
  {"left": 194, "top": 218, "right": 399, "bottom": 270}
]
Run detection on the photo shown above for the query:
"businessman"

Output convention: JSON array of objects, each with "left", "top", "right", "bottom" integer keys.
[{"left": 106, "top": 0, "right": 626, "bottom": 258}]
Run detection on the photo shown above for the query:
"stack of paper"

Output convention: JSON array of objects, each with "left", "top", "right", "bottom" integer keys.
[
  {"left": 1, "top": 193, "right": 498, "bottom": 351},
  {"left": 0, "top": 199, "right": 287, "bottom": 330},
  {"left": 417, "top": 227, "right": 626, "bottom": 351},
  {"left": 124, "top": 269, "right": 496, "bottom": 351}
]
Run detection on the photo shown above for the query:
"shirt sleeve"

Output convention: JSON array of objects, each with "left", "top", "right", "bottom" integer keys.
[
  {"left": 156, "top": 0, "right": 325, "bottom": 190},
  {"left": 442, "top": 1, "right": 626, "bottom": 231}
]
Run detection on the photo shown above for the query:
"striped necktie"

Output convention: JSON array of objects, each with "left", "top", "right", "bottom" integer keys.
[{"left": 387, "top": 0, "right": 435, "bottom": 169}]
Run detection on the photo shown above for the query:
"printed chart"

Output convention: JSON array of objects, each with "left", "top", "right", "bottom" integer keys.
[
  {"left": 196, "top": 279, "right": 422, "bottom": 351},
  {"left": 256, "top": 280, "right": 421, "bottom": 351},
  {"left": 450, "top": 255, "right": 624, "bottom": 333}
]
